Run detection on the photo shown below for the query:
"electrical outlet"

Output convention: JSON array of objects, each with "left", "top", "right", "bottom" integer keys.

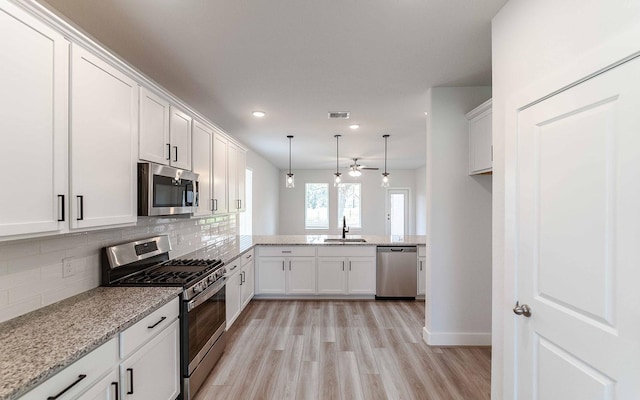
[{"left": 62, "top": 257, "right": 76, "bottom": 278}]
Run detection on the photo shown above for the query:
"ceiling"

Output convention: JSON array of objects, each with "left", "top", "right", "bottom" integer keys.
[{"left": 43, "top": 0, "right": 506, "bottom": 171}]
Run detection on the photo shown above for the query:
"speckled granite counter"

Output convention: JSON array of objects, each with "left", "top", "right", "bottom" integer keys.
[
  {"left": 0, "top": 286, "right": 181, "bottom": 400},
  {"left": 180, "top": 234, "right": 426, "bottom": 264}
]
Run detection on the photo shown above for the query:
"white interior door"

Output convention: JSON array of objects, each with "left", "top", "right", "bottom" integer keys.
[
  {"left": 386, "top": 189, "right": 409, "bottom": 236},
  {"left": 514, "top": 56, "right": 640, "bottom": 399}
]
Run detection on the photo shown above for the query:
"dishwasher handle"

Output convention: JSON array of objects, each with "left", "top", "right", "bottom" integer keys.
[{"left": 377, "top": 246, "right": 417, "bottom": 253}]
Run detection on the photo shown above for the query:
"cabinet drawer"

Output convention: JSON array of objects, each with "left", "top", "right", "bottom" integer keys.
[
  {"left": 120, "top": 297, "right": 179, "bottom": 359},
  {"left": 225, "top": 257, "right": 242, "bottom": 277},
  {"left": 241, "top": 249, "right": 254, "bottom": 266},
  {"left": 317, "top": 246, "right": 375, "bottom": 257},
  {"left": 418, "top": 246, "right": 426, "bottom": 257},
  {"left": 22, "top": 338, "right": 117, "bottom": 400},
  {"left": 258, "top": 246, "right": 316, "bottom": 257}
]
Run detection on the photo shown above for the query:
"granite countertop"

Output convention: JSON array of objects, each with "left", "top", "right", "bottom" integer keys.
[
  {"left": 0, "top": 286, "right": 181, "bottom": 400},
  {"left": 181, "top": 234, "right": 426, "bottom": 264}
]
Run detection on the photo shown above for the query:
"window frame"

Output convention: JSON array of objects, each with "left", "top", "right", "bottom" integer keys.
[
  {"left": 337, "top": 182, "right": 362, "bottom": 229},
  {"left": 304, "top": 182, "right": 330, "bottom": 230}
]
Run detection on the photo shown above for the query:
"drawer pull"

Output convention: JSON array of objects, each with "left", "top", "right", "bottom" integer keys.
[
  {"left": 229, "top": 265, "right": 238, "bottom": 271},
  {"left": 127, "top": 368, "right": 134, "bottom": 394},
  {"left": 112, "top": 382, "right": 119, "bottom": 400},
  {"left": 47, "top": 374, "right": 87, "bottom": 399},
  {"left": 147, "top": 316, "right": 167, "bottom": 329}
]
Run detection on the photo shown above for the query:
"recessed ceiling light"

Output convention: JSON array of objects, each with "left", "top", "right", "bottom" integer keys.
[
  {"left": 349, "top": 124, "right": 360, "bottom": 130},
  {"left": 252, "top": 111, "right": 266, "bottom": 118}
]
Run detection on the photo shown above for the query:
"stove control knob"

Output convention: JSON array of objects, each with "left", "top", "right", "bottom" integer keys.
[
  {"left": 208, "top": 275, "right": 216, "bottom": 284},
  {"left": 193, "top": 281, "right": 207, "bottom": 294}
]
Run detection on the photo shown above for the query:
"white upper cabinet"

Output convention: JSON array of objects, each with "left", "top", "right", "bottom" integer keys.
[
  {"left": 139, "top": 88, "right": 192, "bottom": 170},
  {"left": 228, "top": 141, "right": 247, "bottom": 212},
  {"left": 70, "top": 45, "right": 139, "bottom": 229},
  {"left": 0, "top": 3, "right": 69, "bottom": 238},
  {"left": 168, "top": 106, "right": 192, "bottom": 170},
  {"left": 467, "top": 98, "right": 492, "bottom": 175},
  {"left": 192, "top": 120, "right": 213, "bottom": 216},
  {"left": 139, "top": 87, "right": 170, "bottom": 165},
  {"left": 212, "top": 131, "right": 229, "bottom": 214}
]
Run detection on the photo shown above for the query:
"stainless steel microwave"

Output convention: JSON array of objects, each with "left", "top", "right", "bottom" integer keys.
[{"left": 138, "top": 162, "right": 199, "bottom": 216}]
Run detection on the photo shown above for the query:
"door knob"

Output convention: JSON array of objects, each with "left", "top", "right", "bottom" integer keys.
[{"left": 513, "top": 301, "right": 532, "bottom": 317}]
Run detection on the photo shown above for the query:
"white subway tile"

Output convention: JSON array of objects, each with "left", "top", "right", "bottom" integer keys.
[
  {"left": 0, "top": 295, "right": 41, "bottom": 322},
  {"left": 0, "top": 239, "right": 40, "bottom": 261},
  {"left": 40, "top": 232, "right": 88, "bottom": 254}
]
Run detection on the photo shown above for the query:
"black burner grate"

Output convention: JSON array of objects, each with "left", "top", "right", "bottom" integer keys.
[{"left": 118, "top": 258, "right": 223, "bottom": 286}]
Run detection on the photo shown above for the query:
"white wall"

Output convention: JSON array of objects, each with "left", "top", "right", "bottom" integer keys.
[
  {"left": 424, "top": 86, "right": 492, "bottom": 346},
  {"left": 278, "top": 169, "right": 417, "bottom": 235},
  {"left": 492, "top": 2, "right": 640, "bottom": 398},
  {"left": 415, "top": 165, "right": 427, "bottom": 235},
  {"left": 246, "top": 149, "right": 279, "bottom": 235}
]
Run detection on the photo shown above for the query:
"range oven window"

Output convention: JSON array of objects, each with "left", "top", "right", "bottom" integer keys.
[
  {"left": 153, "top": 175, "right": 196, "bottom": 208},
  {"left": 188, "top": 285, "right": 225, "bottom": 367}
]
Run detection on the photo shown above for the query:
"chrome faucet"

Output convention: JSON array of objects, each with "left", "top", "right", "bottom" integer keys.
[{"left": 342, "top": 216, "right": 349, "bottom": 239}]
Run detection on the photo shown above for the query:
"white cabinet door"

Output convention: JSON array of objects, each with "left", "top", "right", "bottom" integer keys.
[
  {"left": 0, "top": 3, "right": 69, "bottom": 237},
  {"left": 70, "top": 46, "right": 138, "bottom": 229},
  {"left": 192, "top": 120, "right": 213, "bottom": 217},
  {"left": 236, "top": 147, "right": 246, "bottom": 212},
  {"left": 417, "top": 256, "right": 426, "bottom": 296},
  {"left": 257, "top": 257, "right": 286, "bottom": 294},
  {"left": 120, "top": 319, "right": 180, "bottom": 400},
  {"left": 317, "top": 258, "right": 347, "bottom": 294},
  {"left": 347, "top": 257, "right": 376, "bottom": 294},
  {"left": 286, "top": 257, "right": 316, "bottom": 294},
  {"left": 467, "top": 99, "right": 492, "bottom": 175},
  {"left": 168, "top": 106, "right": 191, "bottom": 170},
  {"left": 138, "top": 87, "right": 170, "bottom": 165},
  {"left": 240, "top": 261, "right": 254, "bottom": 308},
  {"left": 225, "top": 271, "right": 242, "bottom": 328},
  {"left": 212, "top": 132, "right": 228, "bottom": 214},
  {"left": 227, "top": 141, "right": 239, "bottom": 212},
  {"left": 78, "top": 370, "right": 118, "bottom": 400}
]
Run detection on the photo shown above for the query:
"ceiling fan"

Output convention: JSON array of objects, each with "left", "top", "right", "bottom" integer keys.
[{"left": 347, "top": 158, "right": 378, "bottom": 177}]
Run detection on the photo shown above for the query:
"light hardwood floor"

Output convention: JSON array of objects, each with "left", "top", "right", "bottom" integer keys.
[{"left": 195, "top": 300, "right": 491, "bottom": 400}]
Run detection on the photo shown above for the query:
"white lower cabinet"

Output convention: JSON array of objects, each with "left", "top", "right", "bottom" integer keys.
[
  {"left": 20, "top": 298, "right": 180, "bottom": 400},
  {"left": 256, "top": 257, "right": 286, "bottom": 294},
  {"left": 119, "top": 319, "right": 180, "bottom": 400},
  {"left": 286, "top": 257, "right": 316, "bottom": 294},
  {"left": 317, "top": 256, "right": 376, "bottom": 295},
  {"left": 78, "top": 370, "right": 119, "bottom": 400},
  {"left": 226, "top": 250, "right": 255, "bottom": 329}
]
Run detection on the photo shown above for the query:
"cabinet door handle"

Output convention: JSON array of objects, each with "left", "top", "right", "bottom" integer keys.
[
  {"left": 147, "top": 316, "right": 166, "bottom": 329},
  {"left": 349, "top": 261, "right": 352, "bottom": 271},
  {"left": 173, "top": 146, "right": 178, "bottom": 162},
  {"left": 289, "top": 261, "right": 291, "bottom": 271},
  {"left": 419, "top": 261, "right": 423, "bottom": 271},
  {"left": 342, "top": 261, "right": 345, "bottom": 271},
  {"left": 210, "top": 199, "right": 214, "bottom": 211},
  {"left": 76, "top": 195, "right": 84, "bottom": 221},
  {"left": 112, "top": 382, "right": 119, "bottom": 400},
  {"left": 166, "top": 143, "right": 171, "bottom": 160},
  {"left": 57, "top": 195, "right": 65, "bottom": 222},
  {"left": 46, "top": 374, "right": 86, "bottom": 399},
  {"left": 282, "top": 261, "right": 285, "bottom": 271},
  {"left": 213, "top": 199, "right": 218, "bottom": 211},
  {"left": 126, "top": 368, "right": 134, "bottom": 394}
]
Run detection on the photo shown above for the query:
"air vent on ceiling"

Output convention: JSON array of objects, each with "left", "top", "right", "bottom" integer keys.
[{"left": 328, "top": 111, "right": 350, "bottom": 119}]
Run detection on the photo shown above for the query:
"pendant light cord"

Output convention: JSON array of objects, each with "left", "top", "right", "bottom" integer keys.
[
  {"left": 334, "top": 134, "right": 341, "bottom": 174},
  {"left": 383, "top": 134, "right": 389, "bottom": 174},
  {"left": 287, "top": 135, "right": 293, "bottom": 175}
]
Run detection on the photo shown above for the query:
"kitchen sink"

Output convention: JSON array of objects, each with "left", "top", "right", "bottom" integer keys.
[{"left": 324, "top": 238, "right": 367, "bottom": 243}]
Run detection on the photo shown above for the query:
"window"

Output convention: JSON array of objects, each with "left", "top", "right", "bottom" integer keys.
[
  {"left": 338, "top": 183, "right": 361, "bottom": 229},
  {"left": 305, "top": 183, "right": 329, "bottom": 229}
]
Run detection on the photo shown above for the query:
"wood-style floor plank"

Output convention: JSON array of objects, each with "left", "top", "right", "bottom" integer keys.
[{"left": 194, "top": 300, "right": 491, "bottom": 400}]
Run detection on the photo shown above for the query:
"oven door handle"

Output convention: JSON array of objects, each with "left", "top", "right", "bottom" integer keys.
[{"left": 188, "top": 277, "right": 226, "bottom": 311}]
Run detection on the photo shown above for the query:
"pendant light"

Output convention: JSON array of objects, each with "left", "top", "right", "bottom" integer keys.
[
  {"left": 285, "top": 135, "right": 295, "bottom": 188},
  {"left": 333, "top": 135, "right": 342, "bottom": 186},
  {"left": 381, "top": 134, "right": 390, "bottom": 187}
]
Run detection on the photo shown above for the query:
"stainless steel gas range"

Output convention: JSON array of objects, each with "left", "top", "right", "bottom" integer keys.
[{"left": 102, "top": 236, "right": 226, "bottom": 400}]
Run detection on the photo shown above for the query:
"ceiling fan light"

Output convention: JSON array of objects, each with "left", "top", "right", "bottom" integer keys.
[{"left": 349, "top": 169, "right": 362, "bottom": 177}]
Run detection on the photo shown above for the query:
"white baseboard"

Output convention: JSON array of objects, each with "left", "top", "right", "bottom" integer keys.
[{"left": 422, "top": 326, "right": 491, "bottom": 346}]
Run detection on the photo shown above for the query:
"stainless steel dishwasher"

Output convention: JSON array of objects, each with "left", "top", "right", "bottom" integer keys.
[{"left": 376, "top": 246, "right": 417, "bottom": 299}]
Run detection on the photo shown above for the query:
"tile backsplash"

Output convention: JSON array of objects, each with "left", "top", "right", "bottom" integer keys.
[{"left": 0, "top": 214, "right": 237, "bottom": 323}]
